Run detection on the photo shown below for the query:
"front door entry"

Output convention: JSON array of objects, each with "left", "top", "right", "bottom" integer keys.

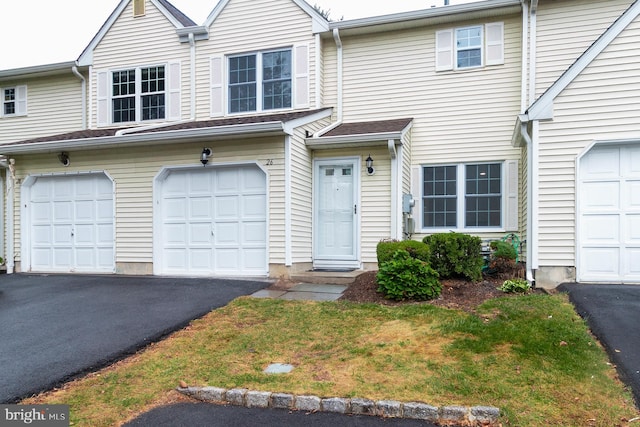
[{"left": 314, "top": 158, "right": 359, "bottom": 269}]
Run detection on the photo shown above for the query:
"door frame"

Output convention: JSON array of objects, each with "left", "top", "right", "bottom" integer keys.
[
  {"left": 153, "top": 161, "right": 269, "bottom": 276},
  {"left": 20, "top": 171, "right": 116, "bottom": 273},
  {"left": 312, "top": 157, "right": 361, "bottom": 270}
]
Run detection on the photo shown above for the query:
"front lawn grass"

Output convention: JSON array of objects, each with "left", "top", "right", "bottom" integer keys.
[{"left": 23, "top": 294, "right": 639, "bottom": 426}]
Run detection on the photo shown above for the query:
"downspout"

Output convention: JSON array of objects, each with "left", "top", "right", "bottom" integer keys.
[
  {"left": 315, "top": 33, "right": 322, "bottom": 109},
  {"left": 2, "top": 159, "right": 16, "bottom": 274},
  {"left": 525, "top": 0, "right": 539, "bottom": 285},
  {"left": 520, "top": 0, "right": 529, "bottom": 113},
  {"left": 72, "top": 65, "right": 87, "bottom": 129},
  {"left": 188, "top": 33, "right": 197, "bottom": 120},
  {"left": 284, "top": 135, "right": 292, "bottom": 267}
]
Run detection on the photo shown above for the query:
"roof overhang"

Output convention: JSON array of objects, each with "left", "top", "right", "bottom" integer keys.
[
  {"left": 325, "top": 0, "right": 521, "bottom": 37},
  {"left": 0, "top": 61, "right": 83, "bottom": 82},
  {"left": 0, "top": 108, "right": 333, "bottom": 155},
  {"left": 306, "top": 129, "right": 410, "bottom": 150},
  {"left": 0, "top": 122, "right": 286, "bottom": 155}
]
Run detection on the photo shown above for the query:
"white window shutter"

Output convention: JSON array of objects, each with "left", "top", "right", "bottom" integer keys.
[
  {"left": 168, "top": 61, "right": 181, "bottom": 120},
  {"left": 505, "top": 160, "right": 519, "bottom": 231},
  {"left": 411, "top": 166, "right": 422, "bottom": 228},
  {"left": 210, "top": 56, "right": 224, "bottom": 117},
  {"left": 435, "top": 29, "right": 454, "bottom": 71},
  {"left": 294, "top": 44, "right": 309, "bottom": 108},
  {"left": 97, "top": 71, "right": 109, "bottom": 126},
  {"left": 485, "top": 22, "right": 504, "bottom": 66},
  {"left": 15, "top": 85, "right": 27, "bottom": 116}
]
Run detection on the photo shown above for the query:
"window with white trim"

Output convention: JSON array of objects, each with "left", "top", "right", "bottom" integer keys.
[
  {"left": 228, "top": 49, "right": 292, "bottom": 114},
  {"left": 435, "top": 22, "right": 504, "bottom": 71},
  {"left": 422, "top": 162, "right": 504, "bottom": 229},
  {"left": 1, "top": 86, "right": 27, "bottom": 117},
  {"left": 112, "top": 65, "right": 165, "bottom": 123}
]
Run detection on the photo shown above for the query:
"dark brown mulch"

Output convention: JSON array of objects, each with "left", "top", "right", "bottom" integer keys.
[{"left": 338, "top": 266, "right": 542, "bottom": 313}]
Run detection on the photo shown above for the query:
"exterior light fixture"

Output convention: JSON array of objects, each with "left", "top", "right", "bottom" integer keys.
[
  {"left": 201, "top": 148, "right": 212, "bottom": 166},
  {"left": 365, "top": 154, "right": 374, "bottom": 175},
  {"left": 58, "top": 152, "right": 70, "bottom": 167}
]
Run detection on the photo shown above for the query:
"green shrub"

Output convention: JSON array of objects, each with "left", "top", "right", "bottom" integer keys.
[
  {"left": 376, "top": 239, "right": 431, "bottom": 264},
  {"left": 498, "top": 278, "right": 531, "bottom": 293},
  {"left": 376, "top": 250, "right": 441, "bottom": 301},
  {"left": 423, "top": 232, "right": 483, "bottom": 282},
  {"left": 490, "top": 240, "right": 517, "bottom": 260}
]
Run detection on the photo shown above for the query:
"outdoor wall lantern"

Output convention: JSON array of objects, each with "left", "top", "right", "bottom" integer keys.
[
  {"left": 201, "top": 148, "right": 212, "bottom": 166},
  {"left": 366, "top": 154, "right": 375, "bottom": 175},
  {"left": 58, "top": 152, "right": 70, "bottom": 167}
]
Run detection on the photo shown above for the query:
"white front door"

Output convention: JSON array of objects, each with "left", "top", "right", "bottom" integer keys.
[
  {"left": 314, "top": 158, "right": 359, "bottom": 269},
  {"left": 27, "top": 174, "right": 115, "bottom": 273},
  {"left": 578, "top": 144, "right": 640, "bottom": 283},
  {"left": 157, "top": 164, "right": 267, "bottom": 276}
]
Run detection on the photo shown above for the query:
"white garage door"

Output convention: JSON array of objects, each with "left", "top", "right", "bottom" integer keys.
[
  {"left": 29, "top": 174, "right": 115, "bottom": 273},
  {"left": 158, "top": 165, "right": 267, "bottom": 276},
  {"left": 579, "top": 144, "right": 640, "bottom": 283}
]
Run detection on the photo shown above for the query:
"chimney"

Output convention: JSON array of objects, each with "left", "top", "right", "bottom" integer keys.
[{"left": 444, "top": 0, "right": 450, "bottom": 4}]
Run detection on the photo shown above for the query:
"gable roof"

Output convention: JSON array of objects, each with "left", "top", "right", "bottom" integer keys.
[
  {"left": 77, "top": 0, "right": 196, "bottom": 66},
  {"left": 526, "top": 0, "right": 640, "bottom": 120},
  {"left": 204, "top": 0, "right": 329, "bottom": 33},
  {"left": 0, "top": 109, "right": 333, "bottom": 154}
]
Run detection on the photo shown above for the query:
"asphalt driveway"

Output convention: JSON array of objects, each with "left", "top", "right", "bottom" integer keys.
[
  {"left": 0, "top": 273, "right": 268, "bottom": 403},
  {"left": 559, "top": 283, "right": 640, "bottom": 406}
]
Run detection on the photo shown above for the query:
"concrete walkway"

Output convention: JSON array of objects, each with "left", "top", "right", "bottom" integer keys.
[{"left": 250, "top": 283, "right": 348, "bottom": 301}]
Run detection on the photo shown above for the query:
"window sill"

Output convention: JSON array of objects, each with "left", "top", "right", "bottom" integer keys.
[{"left": 420, "top": 227, "right": 506, "bottom": 234}]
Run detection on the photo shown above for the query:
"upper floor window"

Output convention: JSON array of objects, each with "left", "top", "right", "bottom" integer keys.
[
  {"left": 421, "top": 161, "right": 518, "bottom": 231},
  {"left": 228, "top": 49, "right": 292, "bottom": 114},
  {"left": 0, "top": 86, "right": 27, "bottom": 118},
  {"left": 435, "top": 22, "right": 504, "bottom": 72},
  {"left": 112, "top": 65, "right": 165, "bottom": 123}
]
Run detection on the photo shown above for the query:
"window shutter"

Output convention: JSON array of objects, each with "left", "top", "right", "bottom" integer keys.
[
  {"left": 485, "top": 22, "right": 504, "bottom": 66},
  {"left": 97, "top": 71, "right": 109, "bottom": 126},
  {"left": 412, "top": 166, "right": 422, "bottom": 229},
  {"left": 210, "top": 56, "right": 224, "bottom": 117},
  {"left": 435, "top": 29, "right": 454, "bottom": 71},
  {"left": 15, "top": 85, "right": 27, "bottom": 116},
  {"left": 294, "top": 44, "right": 309, "bottom": 108},
  {"left": 168, "top": 61, "right": 181, "bottom": 121},
  {"left": 505, "top": 160, "right": 519, "bottom": 231}
]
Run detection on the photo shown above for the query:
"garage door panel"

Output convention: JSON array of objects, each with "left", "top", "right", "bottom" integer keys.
[
  {"left": 582, "top": 215, "right": 619, "bottom": 243},
  {"left": 32, "top": 225, "right": 52, "bottom": 244},
  {"left": 32, "top": 203, "right": 51, "bottom": 221},
  {"left": 244, "top": 222, "right": 266, "bottom": 244},
  {"left": 215, "top": 196, "right": 239, "bottom": 218},
  {"left": 244, "top": 195, "right": 267, "bottom": 218},
  {"left": 189, "top": 223, "right": 213, "bottom": 245},
  {"left": 189, "top": 173, "right": 213, "bottom": 194},
  {"left": 75, "top": 201, "right": 95, "bottom": 222},
  {"left": 244, "top": 168, "right": 266, "bottom": 191},
  {"left": 189, "top": 198, "right": 212, "bottom": 219},
  {"left": 581, "top": 147, "right": 619, "bottom": 178},
  {"left": 53, "top": 249, "right": 73, "bottom": 269},
  {"left": 581, "top": 182, "right": 619, "bottom": 210},
  {"left": 97, "top": 224, "right": 114, "bottom": 244},
  {"left": 53, "top": 180, "right": 73, "bottom": 198},
  {"left": 74, "top": 225, "right": 95, "bottom": 244},
  {"left": 164, "top": 249, "right": 187, "bottom": 270},
  {"left": 625, "top": 146, "right": 640, "bottom": 176},
  {"left": 626, "top": 249, "right": 640, "bottom": 275},
  {"left": 215, "top": 223, "right": 239, "bottom": 244},
  {"left": 32, "top": 249, "right": 52, "bottom": 269},
  {"left": 53, "top": 225, "right": 73, "bottom": 245},
  {"left": 582, "top": 247, "right": 620, "bottom": 275},
  {"left": 164, "top": 199, "right": 187, "bottom": 220},
  {"left": 244, "top": 248, "right": 267, "bottom": 270},
  {"left": 53, "top": 201, "right": 73, "bottom": 222},
  {"left": 189, "top": 249, "right": 213, "bottom": 270},
  {"left": 75, "top": 248, "right": 96, "bottom": 269},
  {"left": 96, "top": 200, "right": 113, "bottom": 220},
  {"left": 216, "top": 169, "right": 240, "bottom": 193},
  {"left": 627, "top": 181, "right": 640, "bottom": 208},
  {"left": 215, "top": 249, "right": 240, "bottom": 271},
  {"left": 164, "top": 224, "right": 188, "bottom": 245}
]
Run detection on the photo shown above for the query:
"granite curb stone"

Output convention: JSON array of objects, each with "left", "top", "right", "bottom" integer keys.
[{"left": 178, "top": 386, "right": 500, "bottom": 425}]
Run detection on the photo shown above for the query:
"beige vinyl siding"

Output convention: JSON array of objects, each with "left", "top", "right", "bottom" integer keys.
[
  {"left": 196, "top": 0, "right": 318, "bottom": 120},
  {"left": 0, "top": 75, "right": 84, "bottom": 144},
  {"left": 330, "top": 15, "right": 522, "bottom": 167},
  {"left": 90, "top": 0, "right": 190, "bottom": 127},
  {"left": 535, "top": 0, "right": 632, "bottom": 99},
  {"left": 536, "top": 16, "right": 640, "bottom": 267},
  {"left": 11, "top": 137, "right": 287, "bottom": 269},
  {"left": 290, "top": 118, "right": 332, "bottom": 263}
]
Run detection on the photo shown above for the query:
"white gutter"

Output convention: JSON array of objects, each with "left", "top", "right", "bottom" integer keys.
[
  {"left": 307, "top": 130, "right": 407, "bottom": 148},
  {"left": 189, "top": 33, "right": 197, "bottom": 120},
  {"left": 71, "top": 65, "right": 87, "bottom": 129}
]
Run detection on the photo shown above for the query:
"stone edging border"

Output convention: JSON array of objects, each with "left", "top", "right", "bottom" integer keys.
[{"left": 177, "top": 386, "right": 500, "bottom": 426}]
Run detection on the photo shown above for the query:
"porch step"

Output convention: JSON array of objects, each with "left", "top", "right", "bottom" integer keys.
[{"left": 290, "top": 270, "right": 362, "bottom": 286}]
